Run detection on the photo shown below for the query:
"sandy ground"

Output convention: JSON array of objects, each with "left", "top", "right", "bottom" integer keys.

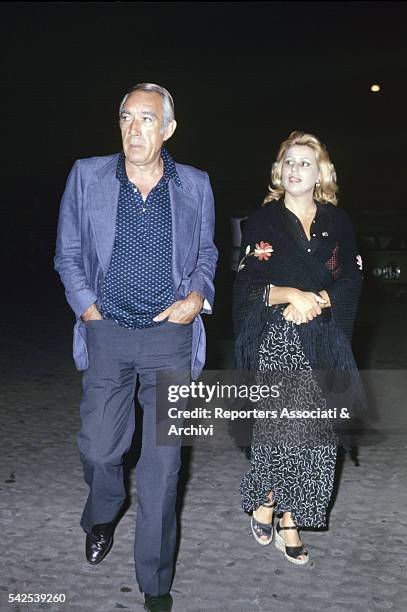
[{"left": 1, "top": 285, "right": 407, "bottom": 612}]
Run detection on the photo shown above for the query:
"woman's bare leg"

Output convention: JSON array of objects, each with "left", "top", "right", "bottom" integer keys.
[
  {"left": 279, "top": 511, "right": 307, "bottom": 561},
  {"left": 252, "top": 491, "right": 274, "bottom": 527}
]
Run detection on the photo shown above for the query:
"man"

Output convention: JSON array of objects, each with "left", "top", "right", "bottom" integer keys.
[{"left": 55, "top": 83, "right": 217, "bottom": 612}]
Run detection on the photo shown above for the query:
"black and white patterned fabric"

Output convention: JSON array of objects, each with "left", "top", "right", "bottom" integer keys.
[{"left": 240, "top": 313, "right": 338, "bottom": 528}]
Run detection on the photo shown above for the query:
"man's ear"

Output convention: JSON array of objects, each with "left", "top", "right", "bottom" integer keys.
[{"left": 163, "top": 120, "right": 177, "bottom": 142}]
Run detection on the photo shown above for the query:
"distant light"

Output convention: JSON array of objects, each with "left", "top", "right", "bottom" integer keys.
[{"left": 370, "top": 84, "right": 381, "bottom": 92}]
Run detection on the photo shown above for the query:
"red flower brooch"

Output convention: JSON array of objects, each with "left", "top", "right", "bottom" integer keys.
[{"left": 238, "top": 241, "right": 274, "bottom": 271}]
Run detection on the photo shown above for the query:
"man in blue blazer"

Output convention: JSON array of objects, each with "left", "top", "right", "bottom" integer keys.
[{"left": 55, "top": 83, "right": 217, "bottom": 612}]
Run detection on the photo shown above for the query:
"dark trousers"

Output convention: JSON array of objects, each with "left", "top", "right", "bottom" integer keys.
[{"left": 77, "top": 319, "right": 192, "bottom": 595}]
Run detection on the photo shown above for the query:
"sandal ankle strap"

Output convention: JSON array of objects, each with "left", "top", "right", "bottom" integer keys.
[{"left": 277, "top": 522, "right": 298, "bottom": 531}]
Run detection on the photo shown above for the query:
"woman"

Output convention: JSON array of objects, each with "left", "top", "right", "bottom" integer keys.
[{"left": 233, "top": 131, "right": 363, "bottom": 565}]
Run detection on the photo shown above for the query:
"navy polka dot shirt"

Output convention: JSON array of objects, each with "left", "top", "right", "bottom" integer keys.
[{"left": 99, "top": 148, "right": 181, "bottom": 328}]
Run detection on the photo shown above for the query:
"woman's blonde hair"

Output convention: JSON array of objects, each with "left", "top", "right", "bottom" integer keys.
[{"left": 263, "top": 131, "right": 338, "bottom": 205}]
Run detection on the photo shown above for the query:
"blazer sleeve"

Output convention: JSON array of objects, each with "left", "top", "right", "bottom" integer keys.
[
  {"left": 54, "top": 160, "right": 98, "bottom": 317},
  {"left": 188, "top": 173, "right": 218, "bottom": 313}
]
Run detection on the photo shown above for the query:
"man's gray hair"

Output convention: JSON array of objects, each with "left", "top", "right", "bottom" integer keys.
[{"left": 119, "top": 83, "right": 175, "bottom": 131}]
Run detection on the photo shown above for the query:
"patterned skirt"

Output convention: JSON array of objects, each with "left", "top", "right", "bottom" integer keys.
[{"left": 240, "top": 317, "right": 338, "bottom": 528}]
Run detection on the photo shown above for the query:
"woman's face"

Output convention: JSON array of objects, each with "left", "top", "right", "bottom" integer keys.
[{"left": 281, "top": 145, "right": 321, "bottom": 198}]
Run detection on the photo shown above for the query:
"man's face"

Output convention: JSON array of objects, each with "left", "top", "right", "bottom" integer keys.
[
  {"left": 281, "top": 145, "right": 320, "bottom": 198},
  {"left": 119, "top": 91, "right": 176, "bottom": 168}
]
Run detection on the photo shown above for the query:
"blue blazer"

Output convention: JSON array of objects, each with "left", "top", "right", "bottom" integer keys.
[{"left": 54, "top": 153, "right": 218, "bottom": 379}]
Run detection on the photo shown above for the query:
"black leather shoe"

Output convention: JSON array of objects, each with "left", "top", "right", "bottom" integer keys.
[
  {"left": 85, "top": 522, "right": 114, "bottom": 565},
  {"left": 144, "top": 593, "right": 173, "bottom": 612}
]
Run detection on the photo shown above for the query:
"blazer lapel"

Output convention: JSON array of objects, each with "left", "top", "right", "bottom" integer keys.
[
  {"left": 88, "top": 156, "right": 120, "bottom": 274},
  {"left": 169, "top": 178, "right": 199, "bottom": 290}
]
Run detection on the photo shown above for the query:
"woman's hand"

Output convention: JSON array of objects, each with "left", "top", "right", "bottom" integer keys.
[
  {"left": 318, "top": 289, "right": 331, "bottom": 308},
  {"left": 284, "top": 289, "right": 326, "bottom": 323},
  {"left": 283, "top": 304, "right": 305, "bottom": 325}
]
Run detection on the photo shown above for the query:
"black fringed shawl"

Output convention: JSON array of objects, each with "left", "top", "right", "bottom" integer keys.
[{"left": 233, "top": 200, "right": 365, "bottom": 423}]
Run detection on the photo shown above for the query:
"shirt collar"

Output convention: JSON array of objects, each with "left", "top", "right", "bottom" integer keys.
[
  {"left": 161, "top": 147, "right": 182, "bottom": 186},
  {"left": 116, "top": 148, "right": 182, "bottom": 187},
  {"left": 314, "top": 201, "right": 328, "bottom": 218}
]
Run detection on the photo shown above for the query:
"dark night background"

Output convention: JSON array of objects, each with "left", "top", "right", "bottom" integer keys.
[
  {"left": 2, "top": 7, "right": 407, "bottom": 608},
  {"left": 1, "top": 1, "right": 407, "bottom": 305}
]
